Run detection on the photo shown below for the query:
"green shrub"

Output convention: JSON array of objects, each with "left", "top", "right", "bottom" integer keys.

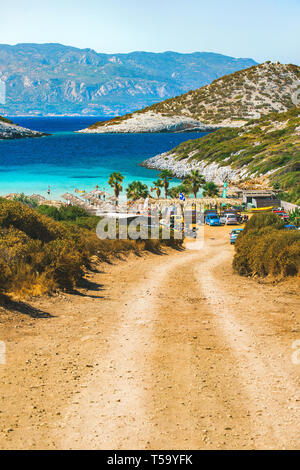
[
  {"left": 37, "top": 204, "right": 100, "bottom": 230},
  {"left": 37, "top": 205, "right": 62, "bottom": 220},
  {"left": 13, "top": 193, "right": 38, "bottom": 208},
  {"left": 59, "top": 205, "right": 89, "bottom": 220},
  {"left": 38, "top": 204, "right": 89, "bottom": 222}
]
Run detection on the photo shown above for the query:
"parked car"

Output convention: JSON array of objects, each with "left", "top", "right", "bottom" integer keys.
[
  {"left": 220, "top": 213, "right": 238, "bottom": 225},
  {"left": 205, "top": 214, "right": 222, "bottom": 226},
  {"left": 220, "top": 213, "right": 228, "bottom": 224},
  {"left": 230, "top": 228, "right": 244, "bottom": 244},
  {"left": 284, "top": 224, "right": 297, "bottom": 230}
]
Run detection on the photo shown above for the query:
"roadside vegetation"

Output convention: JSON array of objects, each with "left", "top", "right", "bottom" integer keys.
[
  {"left": 37, "top": 204, "right": 101, "bottom": 230},
  {"left": 0, "top": 199, "right": 182, "bottom": 299},
  {"left": 233, "top": 213, "right": 300, "bottom": 278}
]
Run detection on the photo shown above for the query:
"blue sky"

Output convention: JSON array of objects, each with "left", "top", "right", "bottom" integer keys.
[{"left": 1, "top": 0, "right": 299, "bottom": 64}]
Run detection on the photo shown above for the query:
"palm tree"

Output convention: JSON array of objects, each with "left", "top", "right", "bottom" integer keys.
[
  {"left": 158, "top": 170, "right": 173, "bottom": 199},
  {"left": 203, "top": 182, "right": 219, "bottom": 198},
  {"left": 108, "top": 172, "right": 124, "bottom": 206},
  {"left": 183, "top": 170, "right": 205, "bottom": 199},
  {"left": 167, "top": 184, "right": 188, "bottom": 199},
  {"left": 126, "top": 181, "right": 149, "bottom": 201},
  {"left": 152, "top": 179, "right": 163, "bottom": 199}
]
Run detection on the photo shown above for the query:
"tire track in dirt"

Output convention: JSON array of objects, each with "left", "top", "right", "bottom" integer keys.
[
  {"left": 2, "top": 227, "right": 298, "bottom": 450},
  {"left": 58, "top": 236, "right": 266, "bottom": 450},
  {"left": 59, "top": 251, "right": 199, "bottom": 450},
  {"left": 143, "top": 244, "right": 258, "bottom": 450},
  {"left": 195, "top": 239, "right": 300, "bottom": 449}
]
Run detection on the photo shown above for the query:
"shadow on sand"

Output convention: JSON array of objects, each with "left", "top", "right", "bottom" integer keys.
[
  {"left": 0, "top": 296, "right": 54, "bottom": 319},
  {"left": 69, "top": 276, "right": 105, "bottom": 299}
]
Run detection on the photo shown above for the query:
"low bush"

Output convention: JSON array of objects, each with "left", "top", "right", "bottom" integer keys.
[
  {"left": 233, "top": 213, "right": 300, "bottom": 278},
  {"left": 0, "top": 199, "right": 68, "bottom": 242},
  {"left": 13, "top": 193, "right": 38, "bottom": 208},
  {"left": 38, "top": 204, "right": 89, "bottom": 220}
]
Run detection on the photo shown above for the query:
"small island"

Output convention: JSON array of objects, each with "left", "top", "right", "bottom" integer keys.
[{"left": 0, "top": 115, "right": 47, "bottom": 140}]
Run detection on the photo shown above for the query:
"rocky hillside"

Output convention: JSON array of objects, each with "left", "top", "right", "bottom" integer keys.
[
  {"left": 0, "top": 115, "right": 45, "bottom": 139},
  {"left": 0, "top": 43, "right": 256, "bottom": 116},
  {"left": 82, "top": 62, "right": 300, "bottom": 133},
  {"left": 142, "top": 107, "right": 300, "bottom": 204}
]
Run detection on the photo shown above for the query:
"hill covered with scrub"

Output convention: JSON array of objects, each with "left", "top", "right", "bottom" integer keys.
[
  {"left": 148, "top": 62, "right": 300, "bottom": 124},
  {"left": 81, "top": 62, "right": 300, "bottom": 133},
  {"left": 143, "top": 107, "right": 300, "bottom": 204}
]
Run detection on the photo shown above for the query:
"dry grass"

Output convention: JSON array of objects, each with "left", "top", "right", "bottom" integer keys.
[
  {"left": 0, "top": 199, "right": 182, "bottom": 299},
  {"left": 233, "top": 213, "right": 300, "bottom": 278}
]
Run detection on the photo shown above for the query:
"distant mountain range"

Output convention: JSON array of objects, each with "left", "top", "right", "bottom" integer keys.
[{"left": 0, "top": 43, "right": 257, "bottom": 116}]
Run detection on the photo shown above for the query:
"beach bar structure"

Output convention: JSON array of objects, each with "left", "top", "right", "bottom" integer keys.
[{"left": 242, "top": 190, "right": 280, "bottom": 208}]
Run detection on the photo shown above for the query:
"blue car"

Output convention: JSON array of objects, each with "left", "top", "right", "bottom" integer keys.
[
  {"left": 284, "top": 224, "right": 297, "bottom": 230},
  {"left": 205, "top": 214, "right": 222, "bottom": 226},
  {"left": 230, "top": 228, "right": 244, "bottom": 244}
]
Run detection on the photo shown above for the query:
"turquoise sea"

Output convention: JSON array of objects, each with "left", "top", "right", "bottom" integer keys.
[{"left": 0, "top": 117, "right": 209, "bottom": 200}]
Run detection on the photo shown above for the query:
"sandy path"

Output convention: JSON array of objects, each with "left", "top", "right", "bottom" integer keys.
[
  {"left": 59, "top": 252, "right": 197, "bottom": 450},
  {"left": 194, "top": 239, "right": 300, "bottom": 449},
  {"left": 0, "top": 227, "right": 299, "bottom": 449},
  {"left": 58, "top": 232, "right": 300, "bottom": 450}
]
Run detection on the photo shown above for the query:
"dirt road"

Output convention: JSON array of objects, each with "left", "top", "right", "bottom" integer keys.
[{"left": 0, "top": 226, "right": 299, "bottom": 449}]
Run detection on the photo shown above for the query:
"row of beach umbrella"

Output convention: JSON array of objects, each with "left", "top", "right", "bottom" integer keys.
[{"left": 62, "top": 190, "right": 242, "bottom": 215}]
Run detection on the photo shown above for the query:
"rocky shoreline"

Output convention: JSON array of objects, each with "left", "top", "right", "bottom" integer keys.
[
  {"left": 0, "top": 120, "right": 47, "bottom": 140},
  {"left": 141, "top": 152, "right": 247, "bottom": 184}
]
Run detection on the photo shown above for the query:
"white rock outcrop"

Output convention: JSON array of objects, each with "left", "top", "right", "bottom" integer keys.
[
  {"left": 141, "top": 152, "right": 248, "bottom": 184},
  {"left": 0, "top": 120, "right": 45, "bottom": 140},
  {"left": 78, "top": 111, "right": 219, "bottom": 134}
]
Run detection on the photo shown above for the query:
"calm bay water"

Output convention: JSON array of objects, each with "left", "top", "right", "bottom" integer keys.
[{"left": 0, "top": 117, "right": 208, "bottom": 200}]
